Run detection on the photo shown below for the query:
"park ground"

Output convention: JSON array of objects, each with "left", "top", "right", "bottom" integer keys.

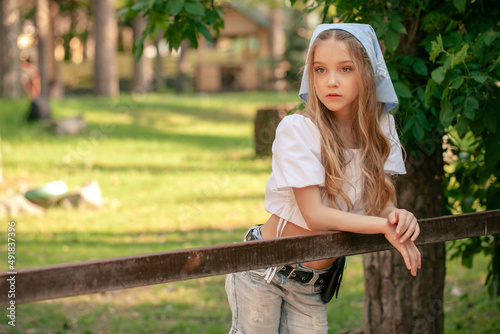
[{"left": 0, "top": 92, "right": 498, "bottom": 333}]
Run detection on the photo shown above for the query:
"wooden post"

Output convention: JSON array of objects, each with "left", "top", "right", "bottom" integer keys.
[{"left": 254, "top": 104, "right": 294, "bottom": 157}]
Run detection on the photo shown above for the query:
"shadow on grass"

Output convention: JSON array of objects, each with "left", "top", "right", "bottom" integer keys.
[
  {"left": 52, "top": 160, "right": 271, "bottom": 177},
  {"left": 123, "top": 98, "right": 253, "bottom": 124},
  {"left": 83, "top": 121, "right": 251, "bottom": 147},
  {"left": 1, "top": 105, "right": 261, "bottom": 160}
]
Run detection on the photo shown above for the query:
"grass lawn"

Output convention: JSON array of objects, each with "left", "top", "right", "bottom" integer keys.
[{"left": 0, "top": 92, "right": 498, "bottom": 333}]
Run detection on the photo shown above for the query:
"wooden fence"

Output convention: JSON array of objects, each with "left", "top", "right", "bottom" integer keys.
[{"left": 1, "top": 210, "right": 500, "bottom": 306}]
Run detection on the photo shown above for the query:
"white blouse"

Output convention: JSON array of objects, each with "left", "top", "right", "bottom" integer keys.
[{"left": 264, "top": 113, "right": 406, "bottom": 231}]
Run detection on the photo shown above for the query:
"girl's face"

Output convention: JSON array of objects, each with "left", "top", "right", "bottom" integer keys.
[{"left": 313, "top": 39, "right": 359, "bottom": 118}]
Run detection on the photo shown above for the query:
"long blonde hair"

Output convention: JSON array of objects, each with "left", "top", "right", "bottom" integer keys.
[{"left": 304, "top": 29, "right": 396, "bottom": 215}]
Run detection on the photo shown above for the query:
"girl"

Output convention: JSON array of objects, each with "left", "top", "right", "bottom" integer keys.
[{"left": 226, "top": 23, "right": 421, "bottom": 334}]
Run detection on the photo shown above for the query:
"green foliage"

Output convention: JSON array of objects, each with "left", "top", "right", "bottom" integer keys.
[
  {"left": 284, "top": 11, "right": 310, "bottom": 88},
  {"left": 116, "top": 0, "right": 225, "bottom": 60},
  {"left": 422, "top": 1, "right": 500, "bottom": 297},
  {"left": 290, "top": 0, "right": 500, "bottom": 296}
]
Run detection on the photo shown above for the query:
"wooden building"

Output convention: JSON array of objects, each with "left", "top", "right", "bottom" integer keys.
[{"left": 195, "top": 3, "right": 284, "bottom": 92}]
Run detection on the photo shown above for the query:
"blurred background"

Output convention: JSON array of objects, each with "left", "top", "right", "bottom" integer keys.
[{"left": 1, "top": 0, "right": 314, "bottom": 98}]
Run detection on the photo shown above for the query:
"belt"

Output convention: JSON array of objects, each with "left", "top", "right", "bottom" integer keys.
[
  {"left": 277, "top": 265, "right": 330, "bottom": 285},
  {"left": 245, "top": 226, "right": 330, "bottom": 285}
]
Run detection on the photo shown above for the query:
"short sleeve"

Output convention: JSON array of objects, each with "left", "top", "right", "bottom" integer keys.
[
  {"left": 271, "top": 115, "right": 325, "bottom": 190},
  {"left": 381, "top": 113, "right": 406, "bottom": 175}
]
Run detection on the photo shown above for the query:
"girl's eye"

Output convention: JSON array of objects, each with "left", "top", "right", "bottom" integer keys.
[
  {"left": 315, "top": 67, "right": 326, "bottom": 74},
  {"left": 341, "top": 67, "right": 352, "bottom": 72}
]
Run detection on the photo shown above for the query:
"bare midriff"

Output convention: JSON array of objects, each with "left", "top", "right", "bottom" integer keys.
[{"left": 260, "top": 214, "right": 337, "bottom": 270}]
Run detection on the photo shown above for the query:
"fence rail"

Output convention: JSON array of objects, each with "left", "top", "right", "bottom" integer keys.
[{"left": 1, "top": 210, "right": 500, "bottom": 306}]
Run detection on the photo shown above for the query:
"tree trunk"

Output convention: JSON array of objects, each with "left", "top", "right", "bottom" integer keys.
[
  {"left": 153, "top": 35, "right": 165, "bottom": 91},
  {"left": 130, "top": 16, "right": 151, "bottom": 93},
  {"left": 92, "top": 0, "right": 119, "bottom": 96},
  {"left": 48, "top": 0, "right": 63, "bottom": 98},
  {"left": 269, "top": 9, "right": 285, "bottom": 90},
  {"left": 36, "top": 0, "right": 51, "bottom": 98},
  {"left": 175, "top": 39, "right": 190, "bottom": 93},
  {"left": 0, "top": 0, "right": 22, "bottom": 98},
  {"left": 364, "top": 145, "right": 446, "bottom": 334},
  {"left": 492, "top": 234, "right": 500, "bottom": 296}
]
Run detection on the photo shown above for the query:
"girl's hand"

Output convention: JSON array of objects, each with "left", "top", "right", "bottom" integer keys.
[
  {"left": 384, "top": 223, "right": 421, "bottom": 276},
  {"left": 387, "top": 209, "right": 420, "bottom": 244}
]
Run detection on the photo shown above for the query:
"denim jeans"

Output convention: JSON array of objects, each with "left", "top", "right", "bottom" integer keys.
[{"left": 225, "top": 226, "right": 330, "bottom": 334}]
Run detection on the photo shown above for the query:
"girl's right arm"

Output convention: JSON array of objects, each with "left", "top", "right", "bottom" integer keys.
[{"left": 293, "top": 185, "right": 421, "bottom": 276}]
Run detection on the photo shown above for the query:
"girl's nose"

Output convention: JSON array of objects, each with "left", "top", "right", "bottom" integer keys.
[{"left": 328, "top": 73, "right": 339, "bottom": 87}]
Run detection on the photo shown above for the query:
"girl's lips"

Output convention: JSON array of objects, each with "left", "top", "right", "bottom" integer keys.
[{"left": 327, "top": 93, "right": 341, "bottom": 98}]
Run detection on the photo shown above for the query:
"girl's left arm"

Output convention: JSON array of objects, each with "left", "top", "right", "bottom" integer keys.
[
  {"left": 378, "top": 201, "right": 420, "bottom": 244},
  {"left": 378, "top": 175, "right": 420, "bottom": 244}
]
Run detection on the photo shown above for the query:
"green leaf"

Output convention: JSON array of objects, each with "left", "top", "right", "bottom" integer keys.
[
  {"left": 394, "top": 82, "right": 412, "bottom": 98},
  {"left": 440, "top": 102, "right": 456, "bottom": 128},
  {"left": 443, "top": 56, "right": 453, "bottom": 70},
  {"left": 431, "top": 66, "right": 446, "bottom": 84},
  {"left": 452, "top": 96, "right": 465, "bottom": 105},
  {"left": 184, "top": 1, "right": 205, "bottom": 16},
  {"left": 425, "top": 79, "right": 437, "bottom": 104},
  {"left": 132, "top": 37, "right": 145, "bottom": 61},
  {"left": 461, "top": 254, "right": 473, "bottom": 268},
  {"left": 403, "top": 116, "right": 416, "bottom": 134},
  {"left": 453, "top": 0, "right": 466, "bottom": 12},
  {"left": 385, "top": 28, "right": 400, "bottom": 52},
  {"left": 167, "top": 0, "right": 184, "bottom": 16},
  {"left": 197, "top": 22, "right": 213, "bottom": 42},
  {"left": 462, "top": 97, "right": 479, "bottom": 120},
  {"left": 412, "top": 124, "right": 425, "bottom": 141},
  {"left": 430, "top": 35, "right": 444, "bottom": 62},
  {"left": 370, "top": 17, "right": 388, "bottom": 37},
  {"left": 472, "top": 74, "right": 488, "bottom": 84},
  {"left": 416, "top": 111, "right": 432, "bottom": 131},
  {"left": 485, "top": 135, "right": 500, "bottom": 166},
  {"left": 463, "top": 105, "right": 476, "bottom": 120},
  {"left": 451, "top": 76, "right": 465, "bottom": 90},
  {"left": 115, "top": 7, "right": 130, "bottom": 19},
  {"left": 389, "top": 20, "right": 407, "bottom": 34},
  {"left": 416, "top": 87, "right": 426, "bottom": 104},
  {"left": 456, "top": 116, "right": 469, "bottom": 137},
  {"left": 484, "top": 30, "right": 497, "bottom": 46},
  {"left": 131, "top": 1, "right": 150, "bottom": 11},
  {"left": 467, "top": 96, "right": 479, "bottom": 109},
  {"left": 483, "top": 108, "right": 497, "bottom": 132},
  {"left": 185, "top": 28, "right": 199, "bottom": 48},
  {"left": 451, "top": 44, "right": 468, "bottom": 67},
  {"left": 413, "top": 60, "right": 428, "bottom": 76},
  {"left": 165, "top": 27, "right": 182, "bottom": 50}
]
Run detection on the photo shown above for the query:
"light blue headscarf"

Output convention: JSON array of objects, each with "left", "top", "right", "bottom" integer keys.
[{"left": 298, "top": 23, "right": 398, "bottom": 111}]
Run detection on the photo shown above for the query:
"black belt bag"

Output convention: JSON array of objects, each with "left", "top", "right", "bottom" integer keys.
[
  {"left": 321, "top": 256, "right": 346, "bottom": 303},
  {"left": 244, "top": 225, "right": 346, "bottom": 302}
]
